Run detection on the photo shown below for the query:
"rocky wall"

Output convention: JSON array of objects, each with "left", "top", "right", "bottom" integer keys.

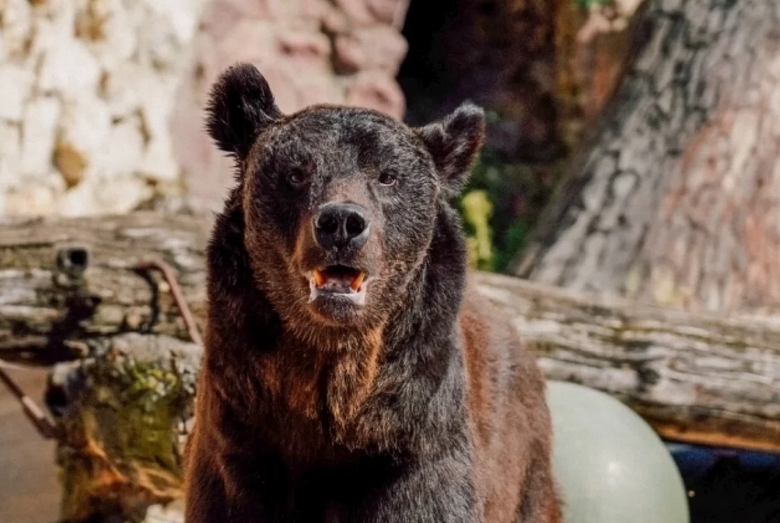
[
  {"left": 172, "top": 0, "right": 410, "bottom": 213},
  {"left": 0, "top": 0, "right": 411, "bottom": 217},
  {"left": 0, "top": 0, "right": 209, "bottom": 216}
]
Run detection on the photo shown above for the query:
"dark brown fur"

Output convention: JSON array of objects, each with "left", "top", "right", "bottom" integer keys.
[{"left": 184, "top": 63, "right": 560, "bottom": 523}]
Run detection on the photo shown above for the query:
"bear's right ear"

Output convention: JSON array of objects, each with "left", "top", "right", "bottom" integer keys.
[{"left": 205, "top": 63, "right": 283, "bottom": 162}]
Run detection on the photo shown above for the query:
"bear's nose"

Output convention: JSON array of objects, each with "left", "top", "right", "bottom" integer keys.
[{"left": 313, "top": 203, "right": 370, "bottom": 251}]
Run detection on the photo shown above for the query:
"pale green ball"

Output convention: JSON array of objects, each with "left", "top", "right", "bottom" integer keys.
[{"left": 546, "top": 381, "right": 689, "bottom": 523}]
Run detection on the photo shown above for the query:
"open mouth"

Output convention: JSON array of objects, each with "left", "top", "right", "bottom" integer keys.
[{"left": 308, "top": 265, "right": 368, "bottom": 305}]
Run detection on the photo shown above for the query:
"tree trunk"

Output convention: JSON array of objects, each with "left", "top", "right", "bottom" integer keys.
[{"left": 514, "top": 0, "right": 780, "bottom": 314}]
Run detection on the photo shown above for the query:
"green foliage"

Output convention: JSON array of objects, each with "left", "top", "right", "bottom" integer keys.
[
  {"left": 575, "top": 0, "right": 610, "bottom": 7},
  {"left": 457, "top": 130, "right": 562, "bottom": 273}
]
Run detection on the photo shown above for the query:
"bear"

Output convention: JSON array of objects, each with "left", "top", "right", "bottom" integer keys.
[{"left": 184, "top": 63, "right": 561, "bottom": 523}]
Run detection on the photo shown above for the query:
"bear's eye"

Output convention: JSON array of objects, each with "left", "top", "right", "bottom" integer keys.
[
  {"left": 287, "top": 169, "right": 307, "bottom": 187},
  {"left": 377, "top": 171, "right": 397, "bottom": 186}
]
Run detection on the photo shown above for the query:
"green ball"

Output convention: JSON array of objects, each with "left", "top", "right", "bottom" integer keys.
[{"left": 546, "top": 381, "right": 689, "bottom": 523}]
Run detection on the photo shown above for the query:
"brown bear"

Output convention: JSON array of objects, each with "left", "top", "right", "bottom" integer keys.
[{"left": 184, "top": 63, "right": 561, "bottom": 523}]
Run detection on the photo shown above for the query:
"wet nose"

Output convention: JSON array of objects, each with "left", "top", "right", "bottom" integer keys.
[{"left": 313, "top": 203, "right": 370, "bottom": 251}]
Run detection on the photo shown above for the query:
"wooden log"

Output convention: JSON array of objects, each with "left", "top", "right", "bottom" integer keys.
[
  {"left": 3, "top": 212, "right": 780, "bottom": 454},
  {"left": 49, "top": 333, "right": 200, "bottom": 523},
  {"left": 0, "top": 212, "right": 209, "bottom": 364},
  {"left": 475, "top": 272, "right": 780, "bottom": 454}
]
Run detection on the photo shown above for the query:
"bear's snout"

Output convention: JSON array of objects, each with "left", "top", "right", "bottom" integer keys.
[{"left": 313, "top": 202, "right": 371, "bottom": 252}]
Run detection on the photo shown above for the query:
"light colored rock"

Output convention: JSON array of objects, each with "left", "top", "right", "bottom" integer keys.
[
  {"left": 138, "top": 12, "right": 189, "bottom": 69},
  {"left": 333, "top": 0, "right": 409, "bottom": 27},
  {"left": 334, "top": 26, "right": 408, "bottom": 73},
  {"left": 139, "top": 139, "right": 181, "bottom": 183},
  {"left": 142, "top": 0, "right": 202, "bottom": 44},
  {"left": 138, "top": 75, "right": 178, "bottom": 140},
  {"left": 78, "top": 0, "right": 138, "bottom": 72},
  {"left": 2, "top": 0, "right": 411, "bottom": 217},
  {"left": 54, "top": 98, "right": 112, "bottom": 186},
  {"left": 198, "top": 1, "right": 242, "bottom": 39},
  {"left": 103, "top": 116, "right": 146, "bottom": 179},
  {"left": 102, "top": 63, "right": 146, "bottom": 120},
  {"left": 0, "top": 123, "right": 22, "bottom": 190},
  {"left": 218, "top": 19, "right": 280, "bottom": 66},
  {"left": 136, "top": 75, "right": 181, "bottom": 182},
  {"left": 366, "top": 0, "right": 410, "bottom": 27},
  {"left": 321, "top": 4, "right": 351, "bottom": 34},
  {"left": 295, "top": 71, "right": 345, "bottom": 108},
  {"left": 231, "top": 0, "right": 323, "bottom": 22},
  {"left": 0, "top": 63, "right": 33, "bottom": 121},
  {"left": 5, "top": 178, "right": 62, "bottom": 217},
  {"left": 58, "top": 180, "right": 97, "bottom": 217},
  {"left": 345, "top": 71, "right": 405, "bottom": 119},
  {"left": 0, "top": 0, "right": 208, "bottom": 217},
  {"left": 334, "top": 0, "right": 377, "bottom": 26},
  {"left": 0, "top": 0, "right": 33, "bottom": 58},
  {"left": 277, "top": 29, "right": 332, "bottom": 68},
  {"left": 60, "top": 173, "right": 151, "bottom": 216},
  {"left": 144, "top": 500, "right": 185, "bottom": 523},
  {"left": 38, "top": 40, "right": 102, "bottom": 98},
  {"left": 20, "top": 97, "right": 61, "bottom": 176},
  {"left": 93, "top": 174, "right": 151, "bottom": 214}
]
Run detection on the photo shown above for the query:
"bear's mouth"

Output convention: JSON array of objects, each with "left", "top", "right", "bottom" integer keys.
[{"left": 308, "top": 265, "right": 368, "bottom": 304}]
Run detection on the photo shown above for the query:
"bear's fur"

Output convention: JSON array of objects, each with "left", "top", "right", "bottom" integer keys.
[{"left": 184, "top": 63, "right": 561, "bottom": 523}]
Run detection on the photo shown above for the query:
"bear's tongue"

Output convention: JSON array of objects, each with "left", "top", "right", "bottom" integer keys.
[{"left": 312, "top": 265, "right": 365, "bottom": 293}]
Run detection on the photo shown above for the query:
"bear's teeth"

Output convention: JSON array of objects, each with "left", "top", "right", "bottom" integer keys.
[
  {"left": 350, "top": 272, "right": 366, "bottom": 292},
  {"left": 313, "top": 269, "right": 326, "bottom": 287}
]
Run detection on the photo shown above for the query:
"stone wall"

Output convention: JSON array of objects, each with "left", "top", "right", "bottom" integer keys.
[
  {"left": 172, "top": 0, "right": 410, "bottom": 213},
  {"left": 0, "top": 0, "right": 209, "bottom": 216},
  {"left": 0, "top": 0, "right": 410, "bottom": 217}
]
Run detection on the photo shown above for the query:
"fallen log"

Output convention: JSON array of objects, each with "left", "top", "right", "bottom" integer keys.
[
  {"left": 0, "top": 212, "right": 209, "bottom": 364},
  {"left": 3, "top": 211, "right": 780, "bottom": 456},
  {"left": 477, "top": 272, "right": 780, "bottom": 453}
]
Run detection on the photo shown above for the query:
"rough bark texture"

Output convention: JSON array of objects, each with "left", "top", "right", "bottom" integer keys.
[
  {"left": 4, "top": 213, "right": 780, "bottom": 457},
  {"left": 51, "top": 333, "right": 199, "bottom": 523},
  {"left": 477, "top": 271, "right": 780, "bottom": 454},
  {"left": 0, "top": 212, "right": 209, "bottom": 364},
  {"left": 514, "top": 0, "right": 780, "bottom": 315},
  {"left": 0, "top": 211, "right": 206, "bottom": 522}
]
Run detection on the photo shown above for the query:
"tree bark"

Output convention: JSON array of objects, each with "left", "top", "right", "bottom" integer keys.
[
  {"left": 477, "top": 271, "right": 780, "bottom": 454},
  {"left": 0, "top": 212, "right": 209, "bottom": 364},
  {"left": 51, "top": 333, "right": 199, "bottom": 523},
  {"left": 4, "top": 212, "right": 780, "bottom": 454},
  {"left": 514, "top": 0, "right": 780, "bottom": 314}
]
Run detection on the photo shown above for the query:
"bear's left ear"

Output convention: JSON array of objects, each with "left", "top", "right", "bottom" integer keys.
[
  {"left": 205, "top": 63, "right": 283, "bottom": 162},
  {"left": 415, "top": 103, "right": 485, "bottom": 195}
]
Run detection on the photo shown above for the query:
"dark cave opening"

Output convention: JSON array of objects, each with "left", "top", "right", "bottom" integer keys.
[{"left": 397, "top": 0, "right": 565, "bottom": 163}]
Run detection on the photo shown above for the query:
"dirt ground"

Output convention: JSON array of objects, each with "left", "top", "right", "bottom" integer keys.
[{"left": 0, "top": 367, "right": 61, "bottom": 523}]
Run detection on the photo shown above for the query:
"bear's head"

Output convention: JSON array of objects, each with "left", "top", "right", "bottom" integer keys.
[{"left": 207, "top": 64, "right": 484, "bottom": 336}]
